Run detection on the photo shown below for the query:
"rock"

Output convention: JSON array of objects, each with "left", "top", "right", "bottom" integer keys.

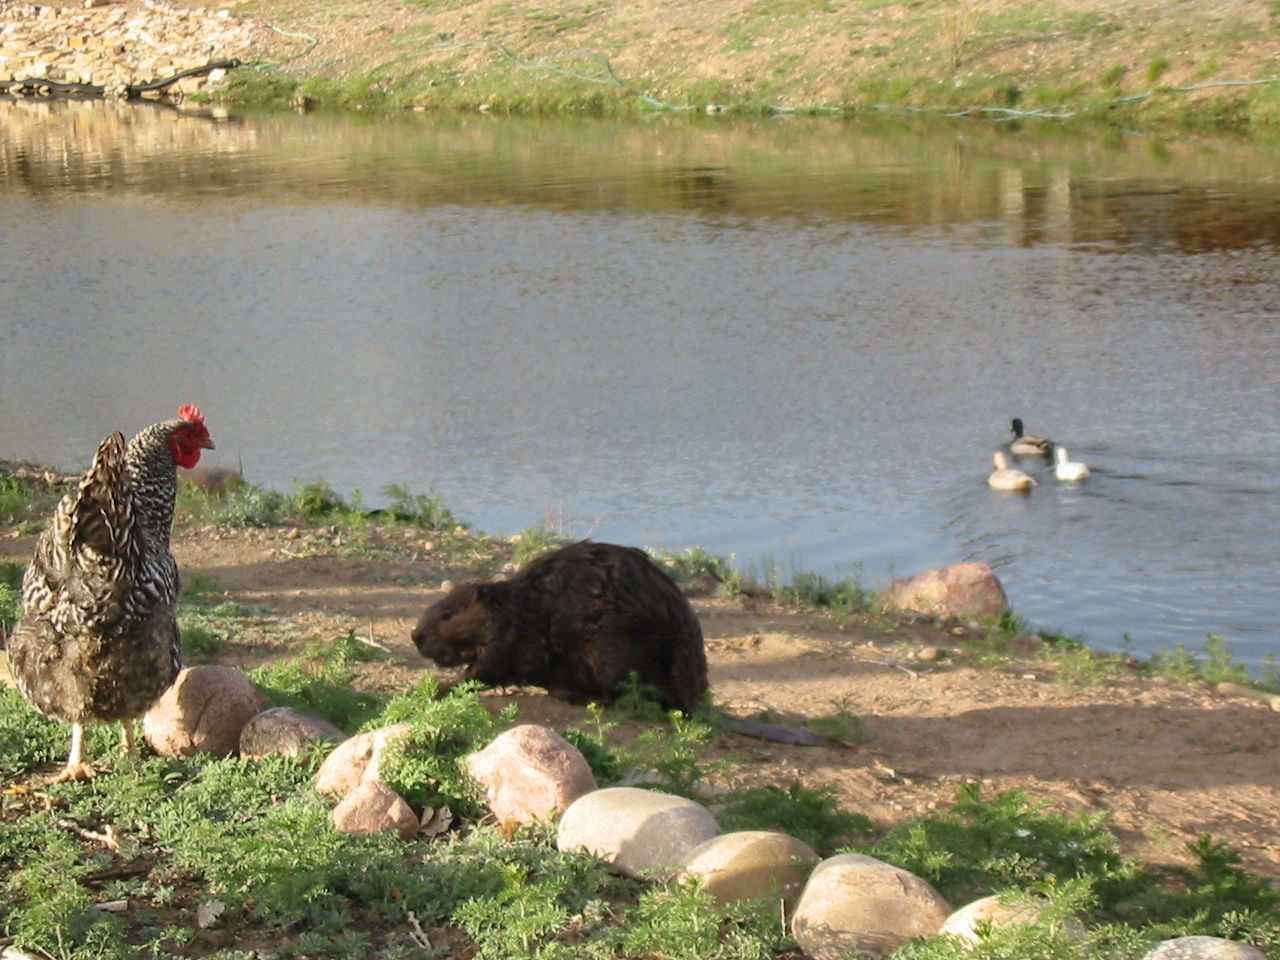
[
  {"left": 143, "top": 665, "right": 269, "bottom": 758},
  {"left": 331, "top": 780, "right": 419, "bottom": 840},
  {"left": 557, "top": 786, "right": 719, "bottom": 878},
  {"left": 679, "top": 831, "right": 818, "bottom": 906},
  {"left": 1142, "top": 937, "right": 1268, "bottom": 960},
  {"left": 791, "top": 853, "right": 951, "bottom": 959},
  {"left": 0, "top": 1, "right": 262, "bottom": 99},
  {"left": 940, "top": 893, "right": 1055, "bottom": 942},
  {"left": 313, "top": 722, "right": 413, "bottom": 796},
  {"left": 880, "top": 562, "right": 1009, "bottom": 619},
  {"left": 239, "top": 706, "right": 345, "bottom": 760},
  {"left": 465, "top": 724, "right": 597, "bottom": 825}
]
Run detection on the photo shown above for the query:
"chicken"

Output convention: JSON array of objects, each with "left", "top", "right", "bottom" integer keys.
[{"left": 8, "top": 405, "right": 214, "bottom": 780}]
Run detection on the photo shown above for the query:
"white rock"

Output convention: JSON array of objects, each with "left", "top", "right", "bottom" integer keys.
[
  {"left": 679, "top": 830, "right": 817, "bottom": 905},
  {"left": 1142, "top": 936, "right": 1269, "bottom": 960},
  {"left": 940, "top": 893, "right": 1052, "bottom": 942},
  {"left": 557, "top": 786, "right": 718, "bottom": 877},
  {"left": 791, "top": 853, "right": 951, "bottom": 959}
]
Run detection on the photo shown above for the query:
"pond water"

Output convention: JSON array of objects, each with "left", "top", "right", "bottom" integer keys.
[{"left": 2, "top": 100, "right": 1278, "bottom": 669}]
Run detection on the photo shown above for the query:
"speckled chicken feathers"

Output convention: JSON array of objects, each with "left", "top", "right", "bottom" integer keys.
[{"left": 9, "top": 423, "right": 183, "bottom": 726}]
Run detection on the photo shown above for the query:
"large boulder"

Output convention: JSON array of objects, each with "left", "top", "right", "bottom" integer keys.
[
  {"left": 466, "top": 724, "right": 597, "bottom": 825},
  {"left": 313, "top": 722, "right": 414, "bottom": 796},
  {"left": 791, "top": 853, "right": 951, "bottom": 959},
  {"left": 880, "top": 562, "right": 1009, "bottom": 619},
  {"left": 557, "top": 786, "right": 718, "bottom": 878},
  {"left": 679, "top": 831, "right": 817, "bottom": 906},
  {"left": 143, "top": 666, "right": 268, "bottom": 758}
]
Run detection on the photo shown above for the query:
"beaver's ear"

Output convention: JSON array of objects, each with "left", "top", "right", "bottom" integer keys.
[{"left": 473, "top": 582, "right": 503, "bottom": 606}]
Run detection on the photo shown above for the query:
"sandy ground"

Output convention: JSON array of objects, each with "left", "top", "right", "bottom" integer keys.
[{"left": 6, "top": 522, "right": 1272, "bottom": 880}]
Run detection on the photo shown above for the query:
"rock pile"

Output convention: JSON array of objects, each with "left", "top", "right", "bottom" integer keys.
[{"left": 0, "top": 0, "right": 268, "bottom": 99}]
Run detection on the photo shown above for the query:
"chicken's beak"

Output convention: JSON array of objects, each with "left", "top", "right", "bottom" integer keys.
[{"left": 202, "top": 438, "right": 216, "bottom": 450}]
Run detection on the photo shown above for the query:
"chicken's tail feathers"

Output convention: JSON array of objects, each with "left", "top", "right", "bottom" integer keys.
[{"left": 70, "top": 431, "right": 134, "bottom": 556}]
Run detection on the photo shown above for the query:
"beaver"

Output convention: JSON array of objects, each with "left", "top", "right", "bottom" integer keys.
[{"left": 411, "top": 540, "right": 825, "bottom": 745}]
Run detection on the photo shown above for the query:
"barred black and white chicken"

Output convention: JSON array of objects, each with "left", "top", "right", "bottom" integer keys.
[{"left": 9, "top": 405, "right": 214, "bottom": 780}]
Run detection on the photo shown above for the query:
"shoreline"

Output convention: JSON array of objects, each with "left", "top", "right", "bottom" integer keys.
[{"left": 3, "top": 461, "right": 1276, "bottom": 698}]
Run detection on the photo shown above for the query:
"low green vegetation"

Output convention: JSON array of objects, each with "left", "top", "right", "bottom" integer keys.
[
  {"left": 175, "top": 478, "right": 464, "bottom": 534},
  {"left": 250, "top": 630, "right": 390, "bottom": 731},
  {"left": 0, "top": 469, "right": 60, "bottom": 534},
  {"left": 1, "top": 673, "right": 1277, "bottom": 959}
]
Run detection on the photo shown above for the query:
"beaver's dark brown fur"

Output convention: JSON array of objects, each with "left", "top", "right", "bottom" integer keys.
[{"left": 412, "top": 540, "right": 709, "bottom": 713}]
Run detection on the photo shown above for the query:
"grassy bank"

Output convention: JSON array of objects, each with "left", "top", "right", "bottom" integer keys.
[{"left": 208, "top": 0, "right": 1280, "bottom": 133}]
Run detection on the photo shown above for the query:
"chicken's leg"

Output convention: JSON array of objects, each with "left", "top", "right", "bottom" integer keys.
[{"left": 51, "top": 722, "right": 96, "bottom": 782}]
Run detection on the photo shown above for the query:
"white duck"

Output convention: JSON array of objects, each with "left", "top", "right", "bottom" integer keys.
[
  {"left": 1009, "top": 417, "right": 1053, "bottom": 457},
  {"left": 1054, "top": 446, "right": 1090, "bottom": 482},
  {"left": 988, "top": 451, "right": 1036, "bottom": 492}
]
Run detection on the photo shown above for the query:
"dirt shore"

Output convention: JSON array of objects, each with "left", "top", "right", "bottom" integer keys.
[{"left": 5, "top": 519, "right": 1276, "bottom": 882}]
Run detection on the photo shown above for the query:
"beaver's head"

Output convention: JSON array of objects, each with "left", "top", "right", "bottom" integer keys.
[{"left": 411, "top": 583, "right": 499, "bottom": 668}]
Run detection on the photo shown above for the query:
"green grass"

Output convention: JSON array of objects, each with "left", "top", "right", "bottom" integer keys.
[
  {"left": 2, "top": 677, "right": 1278, "bottom": 958},
  {"left": 774, "top": 568, "right": 875, "bottom": 615},
  {"left": 250, "top": 631, "right": 390, "bottom": 732},
  {"left": 808, "top": 695, "right": 871, "bottom": 744},
  {"left": 1148, "top": 634, "right": 1254, "bottom": 686}
]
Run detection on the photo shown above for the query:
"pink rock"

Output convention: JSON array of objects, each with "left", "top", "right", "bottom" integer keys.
[
  {"left": 880, "top": 562, "right": 1009, "bottom": 619},
  {"left": 466, "top": 724, "right": 597, "bottom": 825},
  {"left": 239, "top": 707, "right": 345, "bottom": 759},
  {"left": 143, "top": 665, "right": 268, "bottom": 758},
  {"left": 313, "top": 722, "right": 414, "bottom": 796},
  {"left": 332, "top": 780, "right": 419, "bottom": 839}
]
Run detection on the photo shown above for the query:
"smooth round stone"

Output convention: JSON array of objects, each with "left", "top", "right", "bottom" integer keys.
[
  {"left": 557, "top": 786, "right": 718, "bottom": 877},
  {"left": 679, "top": 830, "right": 818, "bottom": 905}
]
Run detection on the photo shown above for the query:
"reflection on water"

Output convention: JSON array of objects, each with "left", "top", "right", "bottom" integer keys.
[{"left": 1, "top": 100, "right": 1278, "bottom": 668}]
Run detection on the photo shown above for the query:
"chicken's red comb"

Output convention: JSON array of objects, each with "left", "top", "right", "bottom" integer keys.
[{"left": 177, "top": 404, "right": 205, "bottom": 426}]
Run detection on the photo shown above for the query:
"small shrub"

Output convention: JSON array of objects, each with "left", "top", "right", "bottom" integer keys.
[
  {"left": 618, "top": 710, "right": 722, "bottom": 797},
  {"left": 609, "top": 671, "right": 670, "bottom": 723},
  {"left": 778, "top": 569, "right": 872, "bottom": 614},
  {"left": 1146, "top": 55, "right": 1171, "bottom": 85},
  {"left": 864, "top": 783, "right": 1130, "bottom": 905},
  {"left": 1201, "top": 634, "right": 1250, "bottom": 685},
  {"left": 1101, "top": 64, "right": 1127, "bottom": 87},
  {"left": 651, "top": 546, "right": 741, "bottom": 594},
  {"left": 251, "top": 631, "right": 388, "bottom": 732},
  {"left": 380, "top": 482, "right": 463, "bottom": 530},
  {"left": 714, "top": 781, "right": 873, "bottom": 855},
  {"left": 375, "top": 677, "right": 514, "bottom": 814},
  {"left": 561, "top": 703, "right": 625, "bottom": 784},
  {"left": 509, "top": 526, "right": 572, "bottom": 567},
  {"left": 809, "top": 697, "right": 870, "bottom": 744}
]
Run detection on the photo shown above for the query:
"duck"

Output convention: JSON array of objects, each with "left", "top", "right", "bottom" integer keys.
[
  {"left": 988, "top": 451, "right": 1036, "bottom": 492},
  {"left": 1009, "top": 417, "right": 1053, "bottom": 457},
  {"left": 1054, "top": 446, "right": 1090, "bottom": 482}
]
